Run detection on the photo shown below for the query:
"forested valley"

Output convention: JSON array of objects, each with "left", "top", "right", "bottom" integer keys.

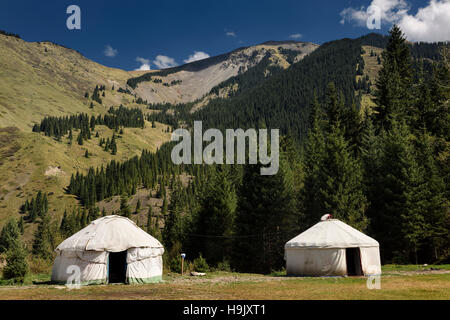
[{"left": 2, "top": 27, "right": 448, "bottom": 280}]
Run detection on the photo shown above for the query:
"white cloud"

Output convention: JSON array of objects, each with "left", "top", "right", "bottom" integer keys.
[
  {"left": 135, "top": 57, "right": 151, "bottom": 71},
  {"left": 226, "top": 31, "right": 236, "bottom": 37},
  {"left": 104, "top": 45, "right": 118, "bottom": 57},
  {"left": 399, "top": 0, "right": 450, "bottom": 42},
  {"left": 340, "top": 0, "right": 450, "bottom": 42},
  {"left": 183, "top": 51, "right": 210, "bottom": 64},
  {"left": 289, "top": 33, "right": 303, "bottom": 40},
  {"left": 153, "top": 55, "right": 177, "bottom": 69},
  {"left": 340, "top": 0, "right": 409, "bottom": 25}
]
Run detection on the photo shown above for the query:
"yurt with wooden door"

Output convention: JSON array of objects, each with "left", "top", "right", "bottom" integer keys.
[
  {"left": 284, "top": 215, "right": 381, "bottom": 276},
  {"left": 51, "top": 215, "right": 164, "bottom": 285}
]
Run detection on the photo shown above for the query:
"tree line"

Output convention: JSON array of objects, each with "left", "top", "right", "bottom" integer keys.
[{"left": 32, "top": 105, "right": 145, "bottom": 139}]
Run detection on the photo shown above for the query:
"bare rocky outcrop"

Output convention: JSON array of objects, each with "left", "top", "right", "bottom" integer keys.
[{"left": 132, "top": 42, "right": 319, "bottom": 105}]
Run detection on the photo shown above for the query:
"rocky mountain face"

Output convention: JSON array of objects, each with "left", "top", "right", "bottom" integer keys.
[{"left": 128, "top": 41, "right": 319, "bottom": 104}]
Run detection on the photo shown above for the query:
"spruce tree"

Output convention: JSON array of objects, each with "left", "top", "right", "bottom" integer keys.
[
  {"left": 120, "top": 194, "right": 131, "bottom": 218},
  {"left": 0, "top": 218, "right": 20, "bottom": 253},
  {"left": 233, "top": 157, "right": 298, "bottom": 273},
  {"left": 146, "top": 206, "right": 162, "bottom": 241},
  {"left": 77, "top": 132, "right": 83, "bottom": 145},
  {"left": 373, "top": 25, "right": 413, "bottom": 129},
  {"left": 18, "top": 217, "right": 24, "bottom": 234},
  {"left": 68, "top": 129, "right": 73, "bottom": 144},
  {"left": 2, "top": 236, "right": 28, "bottom": 283},
  {"left": 301, "top": 97, "right": 326, "bottom": 227},
  {"left": 135, "top": 199, "right": 141, "bottom": 214},
  {"left": 197, "top": 166, "right": 237, "bottom": 265},
  {"left": 146, "top": 205, "right": 153, "bottom": 233},
  {"left": 161, "top": 194, "right": 168, "bottom": 216},
  {"left": 318, "top": 125, "right": 368, "bottom": 231},
  {"left": 323, "top": 82, "right": 345, "bottom": 132},
  {"left": 32, "top": 214, "right": 53, "bottom": 261},
  {"left": 111, "top": 140, "right": 117, "bottom": 155},
  {"left": 372, "top": 120, "right": 417, "bottom": 262},
  {"left": 415, "top": 51, "right": 450, "bottom": 137},
  {"left": 163, "top": 183, "right": 185, "bottom": 252},
  {"left": 60, "top": 210, "right": 70, "bottom": 238},
  {"left": 302, "top": 88, "right": 368, "bottom": 230},
  {"left": 404, "top": 131, "right": 448, "bottom": 262}
]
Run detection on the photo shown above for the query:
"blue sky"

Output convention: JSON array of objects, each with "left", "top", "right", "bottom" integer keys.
[{"left": 0, "top": 0, "right": 440, "bottom": 71}]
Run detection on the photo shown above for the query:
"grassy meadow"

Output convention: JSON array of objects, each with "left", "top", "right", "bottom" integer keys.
[{"left": 0, "top": 265, "right": 448, "bottom": 300}]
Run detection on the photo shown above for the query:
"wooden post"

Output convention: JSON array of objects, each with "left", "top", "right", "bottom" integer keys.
[
  {"left": 181, "top": 256, "right": 184, "bottom": 275},
  {"left": 180, "top": 253, "right": 186, "bottom": 275}
]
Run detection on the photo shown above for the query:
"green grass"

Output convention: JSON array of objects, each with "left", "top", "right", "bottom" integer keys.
[
  {"left": 357, "top": 45, "right": 384, "bottom": 116},
  {"left": 0, "top": 265, "right": 448, "bottom": 300},
  {"left": 0, "top": 269, "right": 448, "bottom": 300},
  {"left": 0, "top": 273, "right": 50, "bottom": 286},
  {"left": 382, "top": 264, "right": 450, "bottom": 272}
]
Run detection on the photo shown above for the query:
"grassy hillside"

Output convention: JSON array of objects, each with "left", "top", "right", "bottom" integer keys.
[
  {"left": 358, "top": 45, "right": 384, "bottom": 114},
  {"left": 0, "top": 122, "right": 171, "bottom": 239},
  {"left": 0, "top": 34, "right": 172, "bottom": 236},
  {"left": 0, "top": 34, "right": 141, "bottom": 130}
]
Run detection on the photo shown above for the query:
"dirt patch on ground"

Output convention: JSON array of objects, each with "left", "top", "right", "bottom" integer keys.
[
  {"left": 168, "top": 274, "right": 288, "bottom": 284},
  {"left": 44, "top": 166, "right": 64, "bottom": 177}
]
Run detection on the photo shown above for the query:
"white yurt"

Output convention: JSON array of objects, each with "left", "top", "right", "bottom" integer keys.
[
  {"left": 51, "top": 215, "right": 164, "bottom": 285},
  {"left": 284, "top": 215, "right": 381, "bottom": 276}
]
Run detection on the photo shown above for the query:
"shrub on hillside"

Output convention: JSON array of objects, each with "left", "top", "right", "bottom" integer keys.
[
  {"left": 193, "top": 254, "right": 209, "bottom": 273},
  {"left": 28, "top": 256, "right": 53, "bottom": 275},
  {"left": 169, "top": 255, "right": 182, "bottom": 273},
  {"left": 215, "top": 260, "right": 232, "bottom": 272},
  {"left": 2, "top": 239, "right": 28, "bottom": 284}
]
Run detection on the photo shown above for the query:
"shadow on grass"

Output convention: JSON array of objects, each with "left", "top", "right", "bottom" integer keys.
[{"left": 32, "top": 280, "right": 53, "bottom": 285}]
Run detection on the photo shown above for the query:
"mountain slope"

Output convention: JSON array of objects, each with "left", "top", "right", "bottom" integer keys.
[
  {"left": 0, "top": 35, "right": 317, "bottom": 231},
  {"left": 127, "top": 41, "right": 319, "bottom": 104},
  {"left": 150, "top": 37, "right": 366, "bottom": 142},
  {"left": 150, "top": 34, "right": 448, "bottom": 143},
  {"left": 0, "top": 34, "right": 142, "bottom": 131},
  {"left": 0, "top": 34, "right": 173, "bottom": 229}
]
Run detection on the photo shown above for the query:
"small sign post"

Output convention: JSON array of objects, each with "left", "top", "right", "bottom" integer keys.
[{"left": 181, "top": 253, "right": 186, "bottom": 275}]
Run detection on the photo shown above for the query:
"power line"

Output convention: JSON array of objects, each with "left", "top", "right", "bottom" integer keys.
[{"left": 180, "top": 227, "right": 303, "bottom": 239}]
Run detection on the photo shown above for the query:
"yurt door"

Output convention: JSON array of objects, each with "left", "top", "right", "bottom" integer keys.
[
  {"left": 345, "top": 248, "right": 362, "bottom": 276},
  {"left": 108, "top": 251, "right": 127, "bottom": 283}
]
